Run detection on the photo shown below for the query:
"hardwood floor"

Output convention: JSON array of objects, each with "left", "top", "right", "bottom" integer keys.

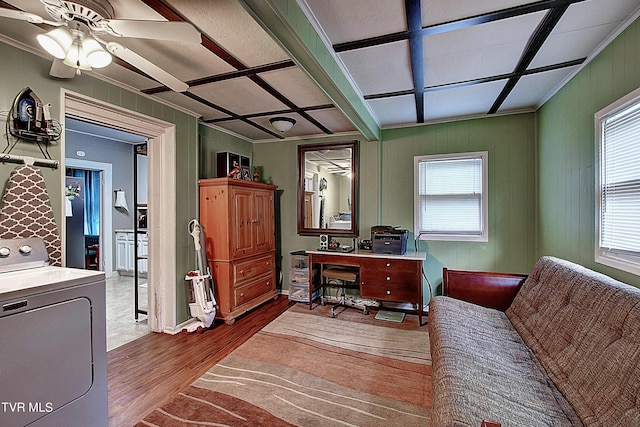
[{"left": 107, "top": 295, "right": 293, "bottom": 427}]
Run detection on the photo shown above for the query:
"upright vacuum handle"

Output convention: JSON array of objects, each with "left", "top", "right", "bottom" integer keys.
[{"left": 189, "top": 219, "right": 202, "bottom": 251}]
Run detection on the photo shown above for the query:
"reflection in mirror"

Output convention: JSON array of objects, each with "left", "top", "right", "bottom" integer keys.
[{"left": 297, "top": 141, "right": 358, "bottom": 237}]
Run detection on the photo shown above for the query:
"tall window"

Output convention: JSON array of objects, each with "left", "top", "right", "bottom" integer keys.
[
  {"left": 596, "top": 88, "right": 640, "bottom": 275},
  {"left": 414, "top": 152, "right": 488, "bottom": 242}
]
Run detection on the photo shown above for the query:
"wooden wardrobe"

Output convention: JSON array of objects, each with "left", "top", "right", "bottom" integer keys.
[{"left": 199, "top": 177, "right": 278, "bottom": 324}]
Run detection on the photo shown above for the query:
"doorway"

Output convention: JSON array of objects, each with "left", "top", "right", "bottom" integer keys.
[
  {"left": 65, "top": 158, "right": 113, "bottom": 274},
  {"left": 65, "top": 124, "right": 150, "bottom": 351},
  {"left": 62, "top": 90, "right": 178, "bottom": 334},
  {"left": 64, "top": 169, "right": 101, "bottom": 270}
]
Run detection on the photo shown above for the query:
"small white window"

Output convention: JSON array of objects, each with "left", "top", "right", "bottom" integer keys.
[
  {"left": 414, "top": 151, "right": 488, "bottom": 242},
  {"left": 596, "top": 87, "right": 640, "bottom": 275}
]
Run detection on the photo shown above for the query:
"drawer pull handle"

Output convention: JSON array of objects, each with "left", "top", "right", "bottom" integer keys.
[
  {"left": 386, "top": 290, "right": 391, "bottom": 295},
  {"left": 386, "top": 276, "right": 391, "bottom": 281},
  {"left": 386, "top": 262, "right": 391, "bottom": 267}
]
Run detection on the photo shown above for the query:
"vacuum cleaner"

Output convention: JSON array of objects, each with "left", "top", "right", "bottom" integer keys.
[{"left": 183, "top": 219, "right": 217, "bottom": 333}]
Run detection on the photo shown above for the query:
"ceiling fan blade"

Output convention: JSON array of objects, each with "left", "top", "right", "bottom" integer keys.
[
  {"left": 99, "top": 20, "right": 201, "bottom": 44},
  {"left": 49, "top": 58, "right": 77, "bottom": 79},
  {"left": 107, "top": 42, "right": 188, "bottom": 92},
  {"left": 0, "top": 8, "right": 45, "bottom": 23}
]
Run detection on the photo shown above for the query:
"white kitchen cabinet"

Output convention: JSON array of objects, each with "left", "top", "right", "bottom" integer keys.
[
  {"left": 115, "top": 232, "right": 130, "bottom": 272},
  {"left": 115, "top": 231, "right": 148, "bottom": 276},
  {"left": 137, "top": 233, "right": 148, "bottom": 274}
]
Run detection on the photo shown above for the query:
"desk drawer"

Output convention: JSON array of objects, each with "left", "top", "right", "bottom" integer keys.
[
  {"left": 235, "top": 275, "right": 274, "bottom": 306},
  {"left": 360, "top": 282, "right": 418, "bottom": 302},
  {"left": 234, "top": 254, "right": 273, "bottom": 286},
  {"left": 360, "top": 283, "right": 419, "bottom": 303},
  {"left": 360, "top": 258, "right": 416, "bottom": 273},
  {"left": 360, "top": 271, "right": 419, "bottom": 302}
]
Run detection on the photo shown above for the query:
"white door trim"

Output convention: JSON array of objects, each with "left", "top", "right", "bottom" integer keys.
[{"left": 60, "top": 89, "right": 177, "bottom": 333}]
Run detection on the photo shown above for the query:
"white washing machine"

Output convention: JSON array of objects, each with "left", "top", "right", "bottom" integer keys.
[{"left": 0, "top": 237, "right": 107, "bottom": 427}]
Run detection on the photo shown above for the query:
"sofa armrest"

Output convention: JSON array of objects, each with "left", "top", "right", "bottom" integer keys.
[{"left": 443, "top": 268, "right": 527, "bottom": 311}]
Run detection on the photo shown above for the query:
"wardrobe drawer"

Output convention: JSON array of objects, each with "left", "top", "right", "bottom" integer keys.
[
  {"left": 235, "top": 275, "right": 274, "bottom": 306},
  {"left": 234, "top": 254, "right": 273, "bottom": 286}
]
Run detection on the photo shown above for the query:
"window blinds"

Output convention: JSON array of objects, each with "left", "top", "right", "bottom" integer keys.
[
  {"left": 600, "top": 100, "right": 640, "bottom": 255},
  {"left": 417, "top": 155, "right": 483, "bottom": 235}
]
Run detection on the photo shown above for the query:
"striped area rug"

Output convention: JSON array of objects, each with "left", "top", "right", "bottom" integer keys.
[{"left": 136, "top": 305, "right": 432, "bottom": 426}]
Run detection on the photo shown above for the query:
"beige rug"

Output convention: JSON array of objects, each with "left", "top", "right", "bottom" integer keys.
[{"left": 136, "top": 306, "right": 432, "bottom": 426}]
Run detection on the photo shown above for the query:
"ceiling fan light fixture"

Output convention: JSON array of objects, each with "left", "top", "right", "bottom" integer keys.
[
  {"left": 83, "top": 37, "right": 112, "bottom": 68},
  {"left": 63, "top": 35, "right": 91, "bottom": 71},
  {"left": 36, "top": 28, "right": 73, "bottom": 59},
  {"left": 269, "top": 116, "right": 296, "bottom": 133}
]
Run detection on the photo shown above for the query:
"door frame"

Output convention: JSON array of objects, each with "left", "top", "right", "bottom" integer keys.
[
  {"left": 61, "top": 89, "right": 177, "bottom": 333},
  {"left": 65, "top": 159, "right": 113, "bottom": 276}
]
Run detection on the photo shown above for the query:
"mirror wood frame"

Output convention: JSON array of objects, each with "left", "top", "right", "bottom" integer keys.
[{"left": 297, "top": 141, "right": 359, "bottom": 237}]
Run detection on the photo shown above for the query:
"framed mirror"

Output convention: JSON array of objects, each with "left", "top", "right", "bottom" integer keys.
[{"left": 297, "top": 141, "right": 358, "bottom": 237}]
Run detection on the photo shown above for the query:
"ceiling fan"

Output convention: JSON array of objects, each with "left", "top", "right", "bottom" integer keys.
[{"left": 0, "top": 0, "right": 201, "bottom": 92}]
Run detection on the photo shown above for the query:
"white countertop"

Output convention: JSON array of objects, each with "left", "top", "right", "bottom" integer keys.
[
  {"left": 0, "top": 266, "right": 105, "bottom": 300},
  {"left": 306, "top": 249, "right": 426, "bottom": 261}
]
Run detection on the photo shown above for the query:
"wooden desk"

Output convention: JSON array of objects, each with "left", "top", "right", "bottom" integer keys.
[{"left": 307, "top": 250, "right": 427, "bottom": 325}]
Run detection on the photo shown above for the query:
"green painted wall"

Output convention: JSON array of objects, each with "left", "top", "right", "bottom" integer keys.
[
  {"left": 252, "top": 134, "right": 380, "bottom": 287},
  {"left": 381, "top": 114, "right": 538, "bottom": 295},
  {"left": 537, "top": 17, "right": 640, "bottom": 287},
  {"left": 199, "top": 124, "right": 253, "bottom": 179},
  {"left": 0, "top": 41, "right": 200, "bottom": 324},
  {"left": 254, "top": 113, "right": 538, "bottom": 301}
]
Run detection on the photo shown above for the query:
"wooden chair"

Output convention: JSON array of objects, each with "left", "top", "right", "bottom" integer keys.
[{"left": 85, "top": 235, "right": 100, "bottom": 270}]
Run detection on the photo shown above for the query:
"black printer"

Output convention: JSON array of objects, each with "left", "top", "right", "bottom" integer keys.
[{"left": 371, "top": 225, "right": 408, "bottom": 255}]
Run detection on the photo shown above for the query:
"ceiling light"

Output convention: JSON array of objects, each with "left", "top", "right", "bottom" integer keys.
[
  {"left": 38, "top": 27, "right": 112, "bottom": 72},
  {"left": 269, "top": 117, "right": 296, "bottom": 133},
  {"left": 82, "top": 37, "right": 112, "bottom": 68},
  {"left": 63, "top": 32, "right": 91, "bottom": 71},
  {"left": 36, "top": 28, "right": 73, "bottom": 59}
]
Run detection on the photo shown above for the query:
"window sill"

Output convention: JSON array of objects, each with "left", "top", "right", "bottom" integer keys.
[
  {"left": 418, "top": 233, "right": 488, "bottom": 243},
  {"left": 595, "top": 252, "right": 640, "bottom": 277}
]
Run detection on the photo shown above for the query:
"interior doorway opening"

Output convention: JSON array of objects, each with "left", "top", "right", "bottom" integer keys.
[
  {"left": 62, "top": 89, "right": 178, "bottom": 335},
  {"left": 65, "top": 158, "right": 113, "bottom": 275},
  {"left": 65, "top": 127, "right": 150, "bottom": 351},
  {"left": 64, "top": 168, "right": 101, "bottom": 270}
]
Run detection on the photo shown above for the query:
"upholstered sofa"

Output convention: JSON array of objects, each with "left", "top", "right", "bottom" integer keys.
[{"left": 428, "top": 256, "right": 640, "bottom": 427}]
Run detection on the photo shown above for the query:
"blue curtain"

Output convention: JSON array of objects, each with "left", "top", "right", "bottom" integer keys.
[{"left": 67, "top": 169, "right": 100, "bottom": 235}]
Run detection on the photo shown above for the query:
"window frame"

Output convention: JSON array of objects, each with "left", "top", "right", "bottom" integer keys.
[
  {"left": 414, "top": 151, "right": 488, "bottom": 242},
  {"left": 595, "top": 86, "right": 640, "bottom": 276}
]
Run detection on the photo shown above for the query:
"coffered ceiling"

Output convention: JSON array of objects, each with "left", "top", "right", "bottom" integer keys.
[{"left": 0, "top": 0, "right": 638, "bottom": 143}]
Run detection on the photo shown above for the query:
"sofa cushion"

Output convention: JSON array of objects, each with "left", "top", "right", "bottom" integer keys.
[
  {"left": 429, "top": 295, "right": 582, "bottom": 427},
  {"left": 506, "top": 256, "right": 640, "bottom": 427}
]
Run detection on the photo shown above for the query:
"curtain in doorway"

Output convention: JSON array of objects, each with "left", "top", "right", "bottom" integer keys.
[{"left": 67, "top": 169, "right": 100, "bottom": 235}]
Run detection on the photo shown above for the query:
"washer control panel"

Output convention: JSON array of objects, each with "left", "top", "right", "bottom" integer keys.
[{"left": 0, "top": 237, "right": 49, "bottom": 273}]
